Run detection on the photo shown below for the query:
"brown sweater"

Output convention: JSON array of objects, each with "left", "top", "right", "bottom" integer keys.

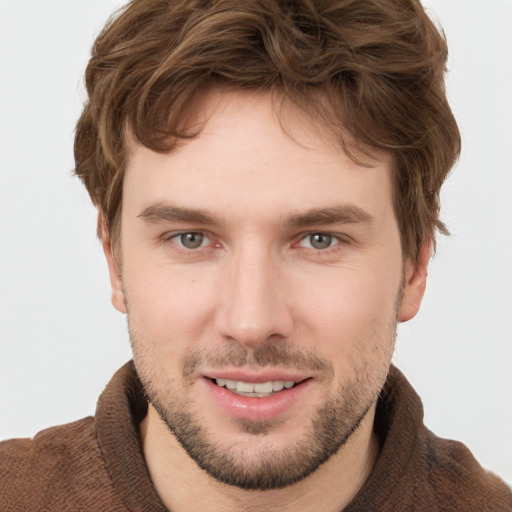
[{"left": 0, "top": 362, "right": 510, "bottom": 511}]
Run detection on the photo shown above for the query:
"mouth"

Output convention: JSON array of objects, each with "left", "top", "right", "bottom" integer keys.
[
  {"left": 212, "top": 378, "right": 301, "bottom": 398},
  {"left": 204, "top": 373, "right": 313, "bottom": 422}
]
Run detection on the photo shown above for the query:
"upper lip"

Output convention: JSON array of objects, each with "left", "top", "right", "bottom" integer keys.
[{"left": 203, "top": 369, "right": 311, "bottom": 384}]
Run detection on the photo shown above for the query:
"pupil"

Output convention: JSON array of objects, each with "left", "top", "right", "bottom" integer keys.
[
  {"left": 181, "top": 233, "right": 204, "bottom": 249},
  {"left": 311, "top": 233, "right": 331, "bottom": 249}
]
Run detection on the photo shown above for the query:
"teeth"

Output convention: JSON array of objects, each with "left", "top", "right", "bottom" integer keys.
[
  {"left": 225, "top": 380, "right": 237, "bottom": 390},
  {"left": 272, "top": 381, "right": 285, "bottom": 391},
  {"left": 237, "top": 381, "right": 254, "bottom": 393},
  {"left": 214, "top": 379, "right": 297, "bottom": 395},
  {"left": 254, "top": 382, "right": 273, "bottom": 393}
]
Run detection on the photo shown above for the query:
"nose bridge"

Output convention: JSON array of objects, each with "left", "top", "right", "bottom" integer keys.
[{"left": 215, "top": 240, "right": 293, "bottom": 347}]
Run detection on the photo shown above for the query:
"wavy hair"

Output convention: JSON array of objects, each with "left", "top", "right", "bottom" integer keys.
[{"left": 75, "top": 0, "right": 460, "bottom": 261}]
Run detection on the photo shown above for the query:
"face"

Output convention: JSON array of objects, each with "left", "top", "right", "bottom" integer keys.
[{"left": 104, "top": 90, "right": 427, "bottom": 490}]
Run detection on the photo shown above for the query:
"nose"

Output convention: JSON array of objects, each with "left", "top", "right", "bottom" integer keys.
[{"left": 214, "top": 245, "right": 294, "bottom": 348}]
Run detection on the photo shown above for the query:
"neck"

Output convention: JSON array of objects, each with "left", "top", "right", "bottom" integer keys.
[{"left": 140, "top": 404, "right": 379, "bottom": 512}]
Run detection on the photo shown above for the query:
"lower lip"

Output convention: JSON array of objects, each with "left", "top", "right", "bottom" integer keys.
[{"left": 204, "top": 378, "right": 312, "bottom": 422}]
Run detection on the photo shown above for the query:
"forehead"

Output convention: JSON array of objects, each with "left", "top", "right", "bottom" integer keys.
[{"left": 122, "top": 89, "right": 393, "bottom": 223}]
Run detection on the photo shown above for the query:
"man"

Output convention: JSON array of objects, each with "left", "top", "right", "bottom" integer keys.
[{"left": 1, "top": 0, "right": 510, "bottom": 510}]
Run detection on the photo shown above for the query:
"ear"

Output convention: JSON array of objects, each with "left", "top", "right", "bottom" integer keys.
[
  {"left": 398, "top": 243, "right": 431, "bottom": 323},
  {"left": 98, "top": 214, "right": 127, "bottom": 314}
]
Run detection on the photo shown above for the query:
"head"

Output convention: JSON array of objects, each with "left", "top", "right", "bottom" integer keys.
[{"left": 74, "top": 0, "right": 460, "bottom": 491}]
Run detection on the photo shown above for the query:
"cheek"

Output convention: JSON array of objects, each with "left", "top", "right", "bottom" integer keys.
[
  {"left": 124, "top": 268, "right": 216, "bottom": 395},
  {"left": 123, "top": 260, "right": 218, "bottom": 343},
  {"left": 295, "top": 266, "right": 400, "bottom": 361}
]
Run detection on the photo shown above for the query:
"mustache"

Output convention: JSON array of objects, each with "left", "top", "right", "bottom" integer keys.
[{"left": 183, "top": 340, "right": 332, "bottom": 379}]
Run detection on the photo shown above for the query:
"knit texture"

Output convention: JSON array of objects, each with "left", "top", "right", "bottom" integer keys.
[{"left": 1, "top": 362, "right": 510, "bottom": 511}]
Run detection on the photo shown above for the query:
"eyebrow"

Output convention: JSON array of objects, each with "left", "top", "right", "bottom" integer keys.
[
  {"left": 138, "top": 203, "right": 218, "bottom": 225},
  {"left": 138, "top": 202, "right": 374, "bottom": 228},
  {"left": 285, "top": 205, "right": 374, "bottom": 227}
]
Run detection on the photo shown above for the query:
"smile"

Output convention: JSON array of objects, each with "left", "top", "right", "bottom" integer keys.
[
  {"left": 214, "top": 378, "right": 297, "bottom": 397},
  {"left": 205, "top": 375, "right": 313, "bottom": 421}
]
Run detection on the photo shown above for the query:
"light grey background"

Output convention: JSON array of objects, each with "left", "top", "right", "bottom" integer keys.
[{"left": 0, "top": 0, "right": 511, "bottom": 485}]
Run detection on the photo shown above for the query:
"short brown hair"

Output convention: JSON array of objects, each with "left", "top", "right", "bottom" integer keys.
[{"left": 75, "top": 0, "right": 460, "bottom": 261}]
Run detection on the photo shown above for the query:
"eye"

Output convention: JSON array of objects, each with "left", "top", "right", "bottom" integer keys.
[
  {"left": 299, "top": 233, "right": 339, "bottom": 250},
  {"left": 171, "top": 232, "right": 209, "bottom": 249}
]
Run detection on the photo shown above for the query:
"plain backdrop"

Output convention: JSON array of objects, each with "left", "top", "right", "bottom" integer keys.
[{"left": 0, "top": 0, "right": 511, "bottom": 485}]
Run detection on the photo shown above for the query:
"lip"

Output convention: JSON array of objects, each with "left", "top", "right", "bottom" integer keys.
[
  {"left": 205, "top": 368, "right": 310, "bottom": 383},
  {"left": 203, "top": 375, "right": 313, "bottom": 422}
]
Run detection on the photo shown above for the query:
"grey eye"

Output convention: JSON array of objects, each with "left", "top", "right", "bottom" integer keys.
[
  {"left": 308, "top": 233, "right": 333, "bottom": 250},
  {"left": 179, "top": 232, "right": 205, "bottom": 249}
]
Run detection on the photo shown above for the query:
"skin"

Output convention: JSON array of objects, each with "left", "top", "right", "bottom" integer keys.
[{"left": 102, "top": 89, "right": 429, "bottom": 512}]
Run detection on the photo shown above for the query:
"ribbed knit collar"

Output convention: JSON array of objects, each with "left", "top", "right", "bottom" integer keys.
[
  {"left": 343, "top": 366, "right": 426, "bottom": 510},
  {"left": 95, "top": 361, "right": 169, "bottom": 512},
  {"left": 94, "top": 361, "right": 425, "bottom": 511}
]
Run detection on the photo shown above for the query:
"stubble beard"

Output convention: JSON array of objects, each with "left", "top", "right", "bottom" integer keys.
[
  {"left": 130, "top": 335, "right": 395, "bottom": 490},
  {"left": 127, "top": 272, "right": 403, "bottom": 490}
]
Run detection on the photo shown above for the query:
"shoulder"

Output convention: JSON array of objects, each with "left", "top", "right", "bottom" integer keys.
[
  {"left": 422, "top": 430, "right": 512, "bottom": 511},
  {"left": 0, "top": 416, "right": 95, "bottom": 466},
  {"left": 357, "top": 367, "right": 512, "bottom": 512},
  {"left": 0, "top": 417, "right": 127, "bottom": 511}
]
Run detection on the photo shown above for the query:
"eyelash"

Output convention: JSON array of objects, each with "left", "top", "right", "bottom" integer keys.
[
  {"left": 297, "top": 232, "right": 347, "bottom": 251},
  {"left": 163, "top": 231, "right": 349, "bottom": 253},
  {"left": 164, "top": 231, "right": 215, "bottom": 250}
]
